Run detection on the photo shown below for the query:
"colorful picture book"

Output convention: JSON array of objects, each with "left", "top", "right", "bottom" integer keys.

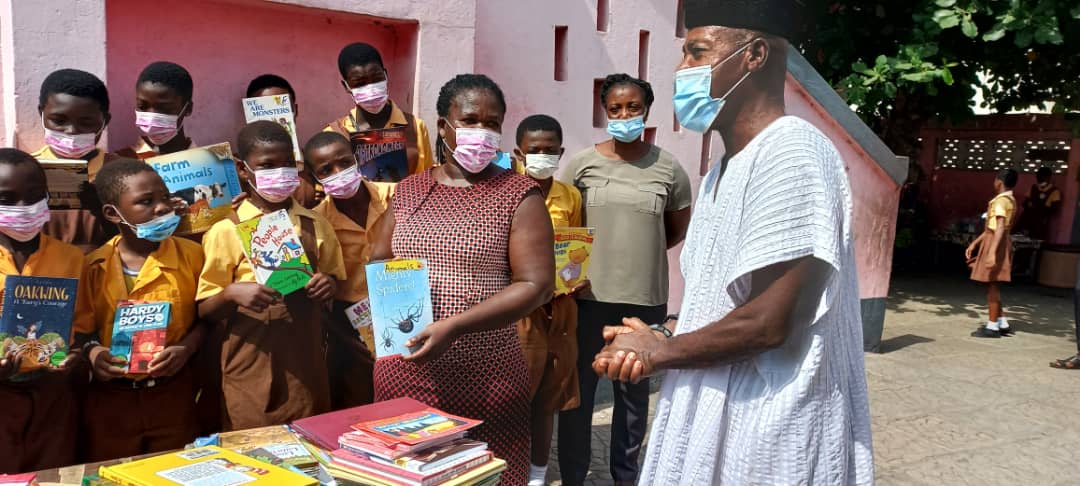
[
  {"left": 345, "top": 298, "right": 375, "bottom": 354},
  {"left": 98, "top": 446, "right": 316, "bottom": 486},
  {"left": 368, "top": 438, "right": 488, "bottom": 474},
  {"left": 329, "top": 448, "right": 492, "bottom": 486},
  {"left": 235, "top": 209, "right": 313, "bottom": 296},
  {"left": 350, "top": 126, "right": 408, "bottom": 182},
  {"left": 353, "top": 410, "right": 481, "bottom": 447},
  {"left": 37, "top": 158, "right": 88, "bottom": 209},
  {"left": 553, "top": 227, "right": 595, "bottom": 295},
  {"left": 0, "top": 276, "right": 77, "bottom": 372},
  {"left": 242, "top": 95, "right": 302, "bottom": 163},
  {"left": 364, "top": 259, "right": 433, "bottom": 359},
  {"left": 146, "top": 142, "right": 243, "bottom": 235},
  {"left": 109, "top": 301, "right": 171, "bottom": 375},
  {"left": 326, "top": 456, "right": 505, "bottom": 486},
  {"left": 219, "top": 425, "right": 319, "bottom": 475},
  {"left": 291, "top": 397, "right": 432, "bottom": 451}
]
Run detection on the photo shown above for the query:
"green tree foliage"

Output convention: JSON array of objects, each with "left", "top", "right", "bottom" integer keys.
[{"left": 799, "top": 1, "right": 1080, "bottom": 154}]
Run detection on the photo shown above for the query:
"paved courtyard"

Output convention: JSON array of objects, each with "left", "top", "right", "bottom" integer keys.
[{"left": 547, "top": 272, "right": 1080, "bottom": 485}]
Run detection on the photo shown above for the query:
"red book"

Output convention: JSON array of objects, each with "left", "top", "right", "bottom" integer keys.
[
  {"left": 353, "top": 409, "right": 481, "bottom": 447},
  {"left": 290, "top": 397, "right": 430, "bottom": 450},
  {"left": 330, "top": 448, "right": 492, "bottom": 486}
]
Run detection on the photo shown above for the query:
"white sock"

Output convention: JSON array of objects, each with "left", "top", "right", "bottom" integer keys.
[
  {"left": 998, "top": 317, "right": 1010, "bottom": 329},
  {"left": 528, "top": 464, "right": 547, "bottom": 486},
  {"left": 985, "top": 320, "right": 1000, "bottom": 331}
]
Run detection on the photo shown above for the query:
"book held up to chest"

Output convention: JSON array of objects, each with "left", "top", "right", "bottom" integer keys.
[
  {"left": 0, "top": 276, "right": 77, "bottom": 372},
  {"left": 364, "top": 259, "right": 433, "bottom": 359},
  {"left": 235, "top": 209, "right": 313, "bottom": 296},
  {"left": 146, "top": 142, "right": 244, "bottom": 235},
  {"left": 109, "top": 300, "right": 171, "bottom": 374},
  {"left": 553, "top": 227, "right": 595, "bottom": 295},
  {"left": 350, "top": 127, "right": 408, "bottom": 182}
]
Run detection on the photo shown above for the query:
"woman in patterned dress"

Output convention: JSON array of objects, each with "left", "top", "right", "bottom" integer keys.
[{"left": 369, "top": 74, "right": 555, "bottom": 484}]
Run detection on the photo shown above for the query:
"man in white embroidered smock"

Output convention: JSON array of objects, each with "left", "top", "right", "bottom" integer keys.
[{"left": 592, "top": 0, "right": 874, "bottom": 483}]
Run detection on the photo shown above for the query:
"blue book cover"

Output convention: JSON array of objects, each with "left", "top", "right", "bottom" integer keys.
[
  {"left": 146, "top": 142, "right": 243, "bottom": 235},
  {"left": 0, "top": 276, "right": 77, "bottom": 372},
  {"left": 350, "top": 127, "right": 408, "bottom": 182},
  {"left": 109, "top": 301, "right": 171, "bottom": 374},
  {"left": 364, "top": 259, "right": 434, "bottom": 359}
]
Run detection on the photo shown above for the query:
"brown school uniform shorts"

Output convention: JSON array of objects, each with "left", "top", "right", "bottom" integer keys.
[{"left": 517, "top": 296, "right": 580, "bottom": 413}]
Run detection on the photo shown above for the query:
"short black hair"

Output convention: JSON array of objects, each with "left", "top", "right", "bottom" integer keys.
[
  {"left": 600, "top": 73, "right": 655, "bottom": 109},
  {"left": 246, "top": 74, "right": 295, "bottom": 99},
  {"left": 303, "top": 131, "right": 350, "bottom": 160},
  {"left": 0, "top": 148, "right": 45, "bottom": 181},
  {"left": 237, "top": 120, "right": 294, "bottom": 160},
  {"left": 38, "top": 69, "right": 110, "bottom": 113},
  {"left": 435, "top": 74, "right": 507, "bottom": 163},
  {"left": 137, "top": 61, "right": 194, "bottom": 103},
  {"left": 95, "top": 158, "right": 158, "bottom": 206},
  {"left": 516, "top": 114, "right": 563, "bottom": 146},
  {"left": 997, "top": 168, "right": 1019, "bottom": 189},
  {"left": 338, "top": 42, "right": 384, "bottom": 77},
  {"left": 1036, "top": 166, "right": 1052, "bottom": 179}
]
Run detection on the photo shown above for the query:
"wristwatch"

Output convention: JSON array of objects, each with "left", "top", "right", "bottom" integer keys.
[
  {"left": 664, "top": 313, "right": 679, "bottom": 323},
  {"left": 649, "top": 323, "right": 673, "bottom": 338}
]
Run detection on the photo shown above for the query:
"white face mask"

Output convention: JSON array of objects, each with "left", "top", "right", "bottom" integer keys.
[
  {"left": 42, "top": 118, "right": 99, "bottom": 159},
  {"left": 524, "top": 153, "right": 560, "bottom": 180}
]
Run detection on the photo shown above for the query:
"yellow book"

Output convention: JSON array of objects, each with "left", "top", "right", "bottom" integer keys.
[
  {"left": 553, "top": 227, "right": 594, "bottom": 295},
  {"left": 327, "top": 458, "right": 505, "bottom": 486},
  {"left": 98, "top": 446, "right": 316, "bottom": 486}
]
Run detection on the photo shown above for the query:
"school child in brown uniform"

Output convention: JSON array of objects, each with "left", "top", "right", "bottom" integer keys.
[
  {"left": 76, "top": 159, "right": 205, "bottom": 461},
  {"left": 197, "top": 121, "right": 345, "bottom": 430},
  {"left": 0, "top": 149, "right": 92, "bottom": 472},
  {"left": 115, "top": 62, "right": 197, "bottom": 160},
  {"left": 246, "top": 74, "right": 323, "bottom": 209},
  {"left": 968, "top": 168, "right": 1018, "bottom": 338}
]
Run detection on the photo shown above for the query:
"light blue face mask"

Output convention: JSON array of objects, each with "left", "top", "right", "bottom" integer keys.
[
  {"left": 673, "top": 41, "right": 755, "bottom": 133},
  {"left": 110, "top": 207, "right": 181, "bottom": 242},
  {"left": 607, "top": 115, "right": 646, "bottom": 143}
]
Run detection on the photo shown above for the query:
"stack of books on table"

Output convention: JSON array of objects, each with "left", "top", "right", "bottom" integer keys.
[
  {"left": 291, "top": 398, "right": 505, "bottom": 485},
  {"left": 218, "top": 425, "right": 321, "bottom": 477},
  {"left": 96, "top": 446, "right": 316, "bottom": 485}
]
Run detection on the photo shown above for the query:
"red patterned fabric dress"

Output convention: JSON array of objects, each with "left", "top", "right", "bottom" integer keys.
[{"left": 374, "top": 168, "right": 539, "bottom": 484}]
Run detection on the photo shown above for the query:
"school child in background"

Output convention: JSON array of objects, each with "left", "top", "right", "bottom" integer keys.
[
  {"left": 246, "top": 73, "right": 322, "bottom": 209},
  {"left": 511, "top": 115, "right": 586, "bottom": 486},
  {"left": 305, "top": 131, "right": 394, "bottom": 408},
  {"left": 75, "top": 159, "right": 204, "bottom": 461},
  {"left": 0, "top": 148, "right": 91, "bottom": 472},
  {"left": 34, "top": 68, "right": 115, "bottom": 253},
  {"left": 197, "top": 121, "right": 345, "bottom": 429},
  {"left": 116, "top": 62, "right": 197, "bottom": 159},
  {"left": 968, "top": 168, "right": 1019, "bottom": 338}
]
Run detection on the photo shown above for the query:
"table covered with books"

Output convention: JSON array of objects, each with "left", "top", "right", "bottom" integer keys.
[{"left": 23, "top": 398, "right": 505, "bottom": 486}]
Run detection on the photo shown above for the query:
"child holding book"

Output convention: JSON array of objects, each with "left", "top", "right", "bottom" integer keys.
[
  {"left": 0, "top": 148, "right": 91, "bottom": 472},
  {"left": 33, "top": 68, "right": 116, "bottom": 253},
  {"left": 76, "top": 159, "right": 205, "bottom": 461},
  {"left": 968, "top": 168, "right": 1018, "bottom": 338},
  {"left": 246, "top": 74, "right": 322, "bottom": 209},
  {"left": 306, "top": 131, "right": 394, "bottom": 409},
  {"left": 511, "top": 115, "right": 586, "bottom": 486},
  {"left": 116, "top": 62, "right": 197, "bottom": 159},
  {"left": 197, "top": 121, "right": 345, "bottom": 430}
]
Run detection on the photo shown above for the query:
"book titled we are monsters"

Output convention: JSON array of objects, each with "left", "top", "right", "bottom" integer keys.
[
  {"left": 109, "top": 301, "right": 171, "bottom": 374},
  {"left": 236, "top": 209, "right": 313, "bottom": 296},
  {"left": 0, "top": 276, "right": 77, "bottom": 372},
  {"left": 242, "top": 95, "right": 302, "bottom": 163},
  {"left": 350, "top": 127, "right": 408, "bottom": 182},
  {"left": 146, "top": 142, "right": 243, "bottom": 235},
  {"left": 364, "top": 259, "right": 433, "bottom": 359}
]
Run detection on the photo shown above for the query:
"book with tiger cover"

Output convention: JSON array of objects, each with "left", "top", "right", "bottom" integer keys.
[
  {"left": 553, "top": 227, "right": 595, "bottom": 295},
  {"left": 350, "top": 126, "right": 408, "bottom": 182},
  {"left": 98, "top": 446, "right": 316, "bottom": 486},
  {"left": 364, "top": 259, "right": 433, "bottom": 359},
  {"left": 109, "top": 301, "right": 171, "bottom": 375},
  {"left": 235, "top": 209, "right": 313, "bottom": 296},
  {"left": 0, "top": 276, "right": 77, "bottom": 372},
  {"left": 146, "top": 142, "right": 243, "bottom": 235}
]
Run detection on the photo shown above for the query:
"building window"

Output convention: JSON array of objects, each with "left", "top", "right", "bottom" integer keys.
[
  {"left": 554, "top": 26, "right": 568, "bottom": 81},
  {"left": 597, "top": 0, "right": 609, "bottom": 32},
  {"left": 936, "top": 138, "right": 1070, "bottom": 173},
  {"left": 638, "top": 30, "right": 651, "bottom": 81},
  {"left": 593, "top": 78, "right": 605, "bottom": 128}
]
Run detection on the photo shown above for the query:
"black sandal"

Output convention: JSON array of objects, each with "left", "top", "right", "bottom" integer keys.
[
  {"left": 971, "top": 326, "right": 1001, "bottom": 338},
  {"left": 1050, "top": 356, "right": 1080, "bottom": 369}
]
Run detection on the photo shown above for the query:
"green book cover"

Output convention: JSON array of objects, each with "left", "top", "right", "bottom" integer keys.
[{"left": 235, "top": 209, "right": 313, "bottom": 296}]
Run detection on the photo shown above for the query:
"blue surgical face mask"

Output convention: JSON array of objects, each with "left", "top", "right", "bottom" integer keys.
[
  {"left": 674, "top": 41, "right": 755, "bottom": 133},
  {"left": 606, "top": 115, "right": 646, "bottom": 143},
  {"left": 109, "top": 206, "right": 181, "bottom": 242}
]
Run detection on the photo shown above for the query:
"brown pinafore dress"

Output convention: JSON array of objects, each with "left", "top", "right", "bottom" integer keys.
[
  {"left": 218, "top": 215, "right": 331, "bottom": 430},
  {"left": 970, "top": 193, "right": 1015, "bottom": 283}
]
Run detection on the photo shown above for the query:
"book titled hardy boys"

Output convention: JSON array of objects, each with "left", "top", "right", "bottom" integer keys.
[
  {"left": 242, "top": 95, "right": 302, "bottom": 163},
  {"left": 109, "top": 301, "right": 171, "bottom": 374},
  {"left": 147, "top": 142, "right": 243, "bottom": 235},
  {"left": 553, "top": 227, "right": 595, "bottom": 295},
  {"left": 236, "top": 209, "right": 313, "bottom": 296},
  {"left": 364, "top": 259, "right": 433, "bottom": 359},
  {"left": 350, "top": 127, "right": 408, "bottom": 182},
  {"left": 0, "top": 276, "right": 77, "bottom": 372}
]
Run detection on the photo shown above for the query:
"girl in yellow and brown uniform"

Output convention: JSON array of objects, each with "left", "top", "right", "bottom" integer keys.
[{"left": 968, "top": 168, "right": 1018, "bottom": 338}]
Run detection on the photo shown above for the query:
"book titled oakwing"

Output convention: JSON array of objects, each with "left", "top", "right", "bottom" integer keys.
[
  {"left": 109, "top": 301, "right": 170, "bottom": 374},
  {"left": 350, "top": 126, "right": 408, "bottom": 182},
  {"left": 364, "top": 259, "right": 433, "bottom": 359},
  {"left": 242, "top": 95, "right": 302, "bottom": 163},
  {"left": 236, "top": 209, "right": 313, "bottom": 296},
  {"left": 146, "top": 142, "right": 243, "bottom": 235},
  {"left": 36, "top": 158, "right": 88, "bottom": 209},
  {"left": 0, "top": 276, "right": 77, "bottom": 372},
  {"left": 553, "top": 227, "right": 595, "bottom": 295}
]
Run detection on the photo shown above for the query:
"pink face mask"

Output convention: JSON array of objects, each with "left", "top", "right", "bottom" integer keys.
[
  {"left": 447, "top": 123, "right": 501, "bottom": 174},
  {"left": 318, "top": 164, "right": 363, "bottom": 199},
  {"left": 42, "top": 118, "right": 99, "bottom": 159},
  {"left": 0, "top": 198, "right": 50, "bottom": 242},
  {"left": 349, "top": 80, "right": 389, "bottom": 114},
  {"left": 245, "top": 163, "right": 300, "bottom": 203},
  {"left": 135, "top": 103, "right": 187, "bottom": 146}
]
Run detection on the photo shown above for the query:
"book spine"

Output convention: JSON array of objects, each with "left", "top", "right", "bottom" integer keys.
[{"left": 420, "top": 454, "right": 492, "bottom": 486}]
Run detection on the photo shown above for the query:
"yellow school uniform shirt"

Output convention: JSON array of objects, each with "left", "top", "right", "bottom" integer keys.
[
  {"left": 0, "top": 234, "right": 92, "bottom": 333},
  {"left": 510, "top": 161, "right": 583, "bottom": 228},
  {"left": 312, "top": 180, "right": 394, "bottom": 303},
  {"left": 197, "top": 200, "right": 347, "bottom": 301},
  {"left": 323, "top": 102, "right": 434, "bottom": 173},
  {"left": 31, "top": 146, "right": 108, "bottom": 182},
  {"left": 987, "top": 190, "right": 1016, "bottom": 231},
  {"left": 76, "top": 236, "right": 204, "bottom": 347}
]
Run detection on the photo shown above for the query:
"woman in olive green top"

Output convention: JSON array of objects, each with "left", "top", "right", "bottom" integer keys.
[{"left": 556, "top": 73, "right": 692, "bottom": 486}]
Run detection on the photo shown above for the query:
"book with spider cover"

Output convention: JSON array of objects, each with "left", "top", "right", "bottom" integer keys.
[
  {"left": 235, "top": 209, "right": 313, "bottom": 296},
  {"left": 364, "top": 259, "right": 433, "bottom": 359},
  {"left": 0, "top": 276, "right": 77, "bottom": 372}
]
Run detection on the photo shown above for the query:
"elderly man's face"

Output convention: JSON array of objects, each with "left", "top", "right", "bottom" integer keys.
[{"left": 677, "top": 26, "right": 759, "bottom": 128}]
